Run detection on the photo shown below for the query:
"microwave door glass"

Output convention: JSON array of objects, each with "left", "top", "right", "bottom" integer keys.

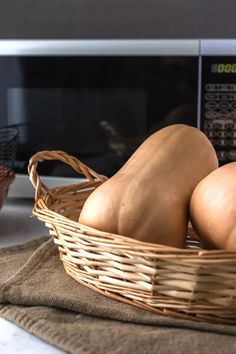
[{"left": 0, "top": 56, "right": 198, "bottom": 177}]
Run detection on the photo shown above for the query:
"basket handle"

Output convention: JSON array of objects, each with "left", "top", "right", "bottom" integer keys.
[{"left": 28, "top": 150, "right": 108, "bottom": 201}]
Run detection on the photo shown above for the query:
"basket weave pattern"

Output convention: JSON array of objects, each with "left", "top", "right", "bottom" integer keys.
[
  {"left": 0, "top": 166, "right": 15, "bottom": 208},
  {"left": 28, "top": 150, "right": 236, "bottom": 324},
  {"left": 0, "top": 127, "right": 17, "bottom": 208}
]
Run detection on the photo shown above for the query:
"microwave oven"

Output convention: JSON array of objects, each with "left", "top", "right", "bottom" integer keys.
[{"left": 1, "top": 39, "right": 236, "bottom": 198}]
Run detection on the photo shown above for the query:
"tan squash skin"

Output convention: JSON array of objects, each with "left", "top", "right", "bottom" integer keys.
[
  {"left": 79, "top": 124, "right": 219, "bottom": 247},
  {"left": 190, "top": 162, "right": 236, "bottom": 251}
]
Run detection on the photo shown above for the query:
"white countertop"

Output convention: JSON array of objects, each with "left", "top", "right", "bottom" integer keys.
[
  {"left": 0, "top": 318, "right": 65, "bottom": 354},
  {"left": 0, "top": 197, "right": 66, "bottom": 354}
]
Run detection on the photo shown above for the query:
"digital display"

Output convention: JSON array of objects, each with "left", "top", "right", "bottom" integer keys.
[{"left": 211, "top": 63, "right": 236, "bottom": 73}]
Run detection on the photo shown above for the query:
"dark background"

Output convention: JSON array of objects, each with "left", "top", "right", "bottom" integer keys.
[{"left": 0, "top": 0, "right": 234, "bottom": 39}]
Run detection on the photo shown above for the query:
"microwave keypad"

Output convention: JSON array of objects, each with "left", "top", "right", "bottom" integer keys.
[{"left": 203, "top": 83, "right": 236, "bottom": 163}]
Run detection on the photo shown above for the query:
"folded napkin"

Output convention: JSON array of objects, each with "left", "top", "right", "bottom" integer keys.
[{"left": 1, "top": 236, "right": 236, "bottom": 354}]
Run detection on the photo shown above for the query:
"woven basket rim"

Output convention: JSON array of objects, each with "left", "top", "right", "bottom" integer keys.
[
  {"left": 28, "top": 149, "right": 236, "bottom": 256},
  {"left": 33, "top": 194, "right": 236, "bottom": 258}
]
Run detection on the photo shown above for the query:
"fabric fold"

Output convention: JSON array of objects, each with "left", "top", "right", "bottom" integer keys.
[{"left": 1, "top": 236, "right": 236, "bottom": 354}]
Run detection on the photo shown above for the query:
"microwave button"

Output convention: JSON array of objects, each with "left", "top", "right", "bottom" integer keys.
[
  {"left": 230, "top": 111, "right": 236, "bottom": 118},
  {"left": 205, "top": 93, "right": 219, "bottom": 100},
  {"left": 217, "top": 131, "right": 229, "bottom": 138},
  {"left": 217, "top": 139, "right": 228, "bottom": 146},
  {"left": 219, "top": 102, "right": 231, "bottom": 111},
  {"left": 219, "top": 112, "right": 232, "bottom": 119},
  {"left": 213, "top": 119, "right": 233, "bottom": 129},
  {"left": 229, "top": 140, "right": 236, "bottom": 147},
  {"left": 205, "top": 111, "right": 218, "bottom": 119},
  {"left": 204, "top": 84, "right": 236, "bottom": 92},
  {"left": 206, "top": 131, "right": 216, "bottom": 138},
  {"left": 205, "top": 84, "right": 215, "bottom": 91},
  {"left": 217, "top": 150, "right": 227, "bottom": 161},
  {"left": 227, "top": 150, "right": 236, "bottom": 160},
  {"left": 229, "top": 131, "right": 236, "bottom": 138},
  {"left": 216, "top": 93, "right": 236, "bottom": 100},
  {"left": 204, "top": 122, "right": 216, "bottom": 129},
  {"left": 205, "top": 102, "right": 218, "bottom": 110},
  {"left": 230, "top": 111, "right": 236, "bottom": 119}
]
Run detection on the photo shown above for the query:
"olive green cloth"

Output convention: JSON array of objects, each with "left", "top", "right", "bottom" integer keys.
[{"left": 0, "top": 237, "right": 236, "bottom": 354}]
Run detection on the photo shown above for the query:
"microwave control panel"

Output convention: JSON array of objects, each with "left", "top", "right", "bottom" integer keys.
[{"left": 201, "top": 57, "right": 236, "bottom": 164}]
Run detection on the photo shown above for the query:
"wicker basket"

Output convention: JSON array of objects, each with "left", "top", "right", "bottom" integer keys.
[
  {"left": 0, "top": 127, "right": 18, "bottom": 209},
  {"left": 28, "top": 150, "right": 236, "bottom": 325},
  {"left": 0, "top": 166, "right": 15, "bottom": 209}
]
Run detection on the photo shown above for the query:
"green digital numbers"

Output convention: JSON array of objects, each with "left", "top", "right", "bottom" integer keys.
[{"left": 211, "top": 63, "right": 236, "bottom": 73}]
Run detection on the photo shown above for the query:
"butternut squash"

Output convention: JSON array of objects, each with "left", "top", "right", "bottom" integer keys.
[
  {"left": 190, "top": 162, "right": 236, "bottom": 250},
  {"left": 79, "top": 124, "right": 218, "bottom": 247}
]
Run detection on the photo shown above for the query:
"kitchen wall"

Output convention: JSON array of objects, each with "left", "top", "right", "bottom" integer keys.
[{"left": 0, "top": 0, "right": 235, "bottom": 39}]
